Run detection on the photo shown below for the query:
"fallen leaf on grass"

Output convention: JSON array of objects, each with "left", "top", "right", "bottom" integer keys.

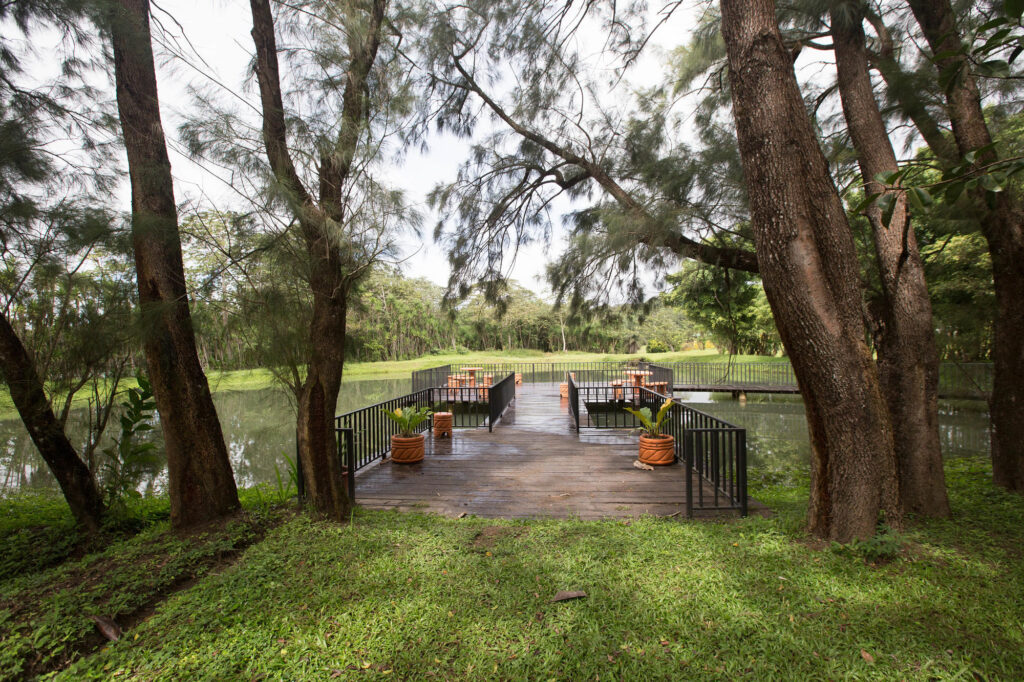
[
  {"left": 860, "top": 649, "right": 875, "bottom": 664},
  {"left": 89, "top": 615, "right": 122, "bottom": 642},
  {"left": 550, "top": 590, "right": 587, "bottom": 602}
]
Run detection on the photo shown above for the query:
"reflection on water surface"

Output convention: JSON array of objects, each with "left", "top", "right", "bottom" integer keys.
[
  {"left": 0, "top": 379, "right": 989, "bottom": 494},
  {"left": 677, "top": 392, "right": 990, "bottom": 470}
]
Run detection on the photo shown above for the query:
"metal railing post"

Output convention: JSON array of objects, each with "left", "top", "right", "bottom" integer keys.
[
  {"left": 342, "top": 427, "right": 355, "bottom": 505},
  {"left": 295, "top": 428, "right": 305, "bottom": 503}
]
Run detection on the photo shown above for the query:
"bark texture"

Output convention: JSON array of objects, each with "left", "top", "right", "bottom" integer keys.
[
  {"left": 0, "top": 314, "right": 104, "bottom": 531},
  {"left": 831, "top": 5, "right": 949, "bottom": 518},
  {"left": 109, "top": 0, "right": 239, "bottom": 527},
  {"left": 908, "top": 0, "right": 1024, "bottom": 492},
  {"left": 721, "top": 0, "right": 899, "bottom": 541},
  {"left": 250, "top": 0, "right": 386, "bottom": 520}
]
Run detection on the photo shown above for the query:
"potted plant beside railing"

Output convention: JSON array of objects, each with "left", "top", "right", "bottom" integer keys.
[
  {"left": 624, "top": 399, "right": 676, "bottom": 466},
  {"left": 383, "top": 406, "right": 432, "bottom": 464}
]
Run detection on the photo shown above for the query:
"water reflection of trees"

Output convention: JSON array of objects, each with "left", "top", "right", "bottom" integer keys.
[
  {"left": 0, "top": 378, "right": 411, "bottom": 495},
  {"left": 677, "top": 393, "right": 991, "bottom": 470},
  {"left": 1, "top": 381, "right": 989, "bottom": 495}
]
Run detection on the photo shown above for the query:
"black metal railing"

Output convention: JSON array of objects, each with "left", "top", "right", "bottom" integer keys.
[
  {"left": 335, "top": 389, "right": 433, "bottom": 473},
  {"left": 412, "top": 364, "right": 451, "bottom": 392},
  {"left": 568, "top": 373, "right": 580, "bottom": 430},
  {"left": 663, "top": 399, "right": 747, "bottom": 517},
  {"left": 574, "top": 383, "right": 664, "bottom": 428},
  {"left": 334, "top": 379, "right": 508, "bottom": 475},
  {"left": 666, "top": 360, "right": 992, "bottom": 400},
  {"left": 432, "top": 359, "right": 991, "bottom": 399},
  {"left": 429, "top": 385, "right": 491, "bottom": 428},
  {"left": 667, "top": 361, "right": 798, "bottom": 389},
  {"left": 295, "top": 427, "right": 357, "bottom": 505},
  {"left": 570, "top": 383, "right": 747, "bottom": 516},
  {"left": 487, "top": 373, "right": 516, "bottom": 432}
]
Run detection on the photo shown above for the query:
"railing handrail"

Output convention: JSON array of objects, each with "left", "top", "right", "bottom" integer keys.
[
  {"left": 487, "top": 373, "right": 516, "bottom": 432},
  {"left": 567, "top": 372, "right": 580, "bottom": 430}
]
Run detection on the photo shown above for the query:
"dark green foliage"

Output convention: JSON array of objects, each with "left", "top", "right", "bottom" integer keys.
[
  {"left": 98, "top": 375, "right": 160, "bottom": 514},
  {"left": 664, "top": 262, "right": 781, "bottom": 356},
  {"left": 0, "top": 507, "right": 276, "bottom": 679},
  {"left": 831, "top": 525, "right": 905, "bottom": 563}
]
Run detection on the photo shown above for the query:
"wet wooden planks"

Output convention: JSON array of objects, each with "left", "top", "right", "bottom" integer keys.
[{"left": 353, "top": 383, "right": 745, "bottom": 520}]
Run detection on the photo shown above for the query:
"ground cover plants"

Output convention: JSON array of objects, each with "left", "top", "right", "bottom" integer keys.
[{"left": 0, "top": 457, "right": 1020, "bottom": 681}]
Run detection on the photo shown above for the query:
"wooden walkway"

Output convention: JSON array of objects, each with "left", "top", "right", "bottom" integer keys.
[{"left": 354, "top": 384, "right": 747, "bottom": 520}]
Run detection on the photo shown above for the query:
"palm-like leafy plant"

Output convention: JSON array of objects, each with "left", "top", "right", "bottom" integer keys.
[
  {"left": 383, "top": 406, "right": 433, "bottom": 437},
  {"left": 624, "top": 399, "right": 675, "bottom": 438}
]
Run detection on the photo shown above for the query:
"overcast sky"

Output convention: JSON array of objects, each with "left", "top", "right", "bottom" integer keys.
[{"left": 140, "top": 1, "right": 699, "bottom": 299}]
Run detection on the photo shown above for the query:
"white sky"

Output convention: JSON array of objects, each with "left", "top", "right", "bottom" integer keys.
[{"left": 144, "top": 0, "right": 700, "bottom": 298}]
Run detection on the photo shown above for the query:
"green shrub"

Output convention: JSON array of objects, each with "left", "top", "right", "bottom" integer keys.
[{"left": 646, "top": 338, "right": 670, "bottom": 353}]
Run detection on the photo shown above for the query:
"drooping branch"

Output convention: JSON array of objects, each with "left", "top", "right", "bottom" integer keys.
[{"left": 448, "top": 53, "right": 759, "bottom": 273}]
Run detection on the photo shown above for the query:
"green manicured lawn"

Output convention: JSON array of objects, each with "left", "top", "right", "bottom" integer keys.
[
  {"left": 204, "top": 349, "right": 781, "bottom": 387},
  {"left": 0, "top": 349, "right": 782, "bottom": 418},
  {"left": 2, "top": 458, "right": 1021, "bottom": 680}
]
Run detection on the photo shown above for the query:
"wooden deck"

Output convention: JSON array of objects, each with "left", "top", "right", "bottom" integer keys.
[{"left": 354, "top": 383, "right": 749, "bottom": 520}]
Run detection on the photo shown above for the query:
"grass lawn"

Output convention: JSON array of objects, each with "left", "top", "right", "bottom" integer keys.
[
  {"left": 0, "top": 349, "right": 782, "bottom": 418},
  {"left": 1, "top": 458, "right": 1021, "bottom": 680}
]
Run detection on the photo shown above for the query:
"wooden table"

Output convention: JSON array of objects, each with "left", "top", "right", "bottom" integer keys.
[
  {"left": 623, "top": 370, "right": 652, "bottom": 387},
  {"left": 461, "top": 367, "right": 484, "bottom": 387}
]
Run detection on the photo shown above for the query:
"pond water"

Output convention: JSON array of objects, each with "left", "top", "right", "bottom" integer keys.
[
  {"left": 676, "top": 391, "right": 991, "bottom": 470},
  {"left": 0, "top": 380, "right": 990, "bottom": 496},
  {"left": 0, "top": 377, "right": 410, "bottom": 496}
]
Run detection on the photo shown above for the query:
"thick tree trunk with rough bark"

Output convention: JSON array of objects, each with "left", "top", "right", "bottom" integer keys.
[
  {"left": 109, "top": 0, "right": 239, "bottom": 527},
  {"left": 908, "top": 0, "right": 1024, "bottom": 492},
  {"left": 0, "top": 315, "right": 104, "bottom": 531},
  {"left": 831, "top": 6, "right": 949, "bottom": 518},
  {"left": 721, "top": 0, "right": 900, "bottom": 541}
]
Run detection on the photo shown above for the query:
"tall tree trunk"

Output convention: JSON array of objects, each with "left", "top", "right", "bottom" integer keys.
[
  {"left": 721, "top": 0, "right": 900, "bottom": 541},
  {"left": 295, "top": 263, "right": 349, "bottom": 520},
  {"left": 109, "top": 0, "right": 239, "bottom": 527},
  {"left": 249, "top": 0, "right": 386, "bottom": 520},
  {"left": 0, "top": 314, "right": 104, "bottom": 531},
  {"left": 908, "top": 0, "right": 1024, "bottom": 492},
  {"left": 831, "top": 5, "right": 950, "bottom": 518}
]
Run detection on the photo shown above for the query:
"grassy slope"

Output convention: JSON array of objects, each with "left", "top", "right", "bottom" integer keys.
[
  {"left": 1, "top": 458, "right": 1017, "bottom": 681},
  {"left": 0, "top": 350, "right": 782, "bottom": 418}
]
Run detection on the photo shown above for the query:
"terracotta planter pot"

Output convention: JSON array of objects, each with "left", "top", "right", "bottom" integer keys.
[
  {"left": 433, "top": 412, "right": 453, "bottom": 438},
  {"left": 515, "top": 372, "right": 522, "bottom": 385},
  {"left": 638, "top": 434, "right": 675, "bottom": 466},
  {"left": 559, "top": 382, "right": 569, "bottom": 398},
  {"left": 391, "top": 433, "right": 425, "bottom": 464}
]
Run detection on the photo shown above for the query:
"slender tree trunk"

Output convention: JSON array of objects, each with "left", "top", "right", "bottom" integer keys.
[
  {"left": 249, "top": 0, "right": 385, "bottom": 520},
  {"left": 295, "top": 258, "right": 349, "bottom": 519},
  {"left": 109, "top": 0, "right": 239, "bottom": 527},
  {"left": 0, "top": 315, "right": 104, "bottom": 531},
  {"left": 831, "top": 6, "right": 949, "bottom": 517},
  {"left": 721, "top": 0, "right": 900, "bottom": 541},
  {"left": 908, "top": 0, "right": 1024, "bottom": 492}
]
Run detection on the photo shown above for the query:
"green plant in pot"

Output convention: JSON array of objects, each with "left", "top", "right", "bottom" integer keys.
[
  {"left": 624, "top": 399, "right": 676, "bottom": 466},
  {"left": 383, "top": 405, "right": 433, "bottom": 463}
]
